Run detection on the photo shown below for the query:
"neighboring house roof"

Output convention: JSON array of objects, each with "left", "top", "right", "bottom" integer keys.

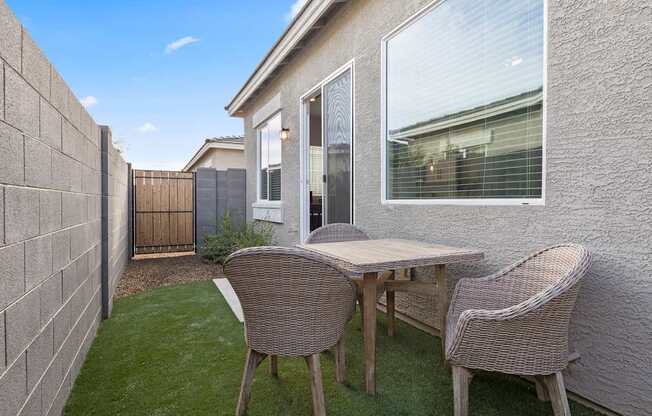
[
  {"left": 182, "top": 135, "right": 245, "bottom": 172},
  {"left": 225, "top": 0, "right": 350, "bottom": 116}
]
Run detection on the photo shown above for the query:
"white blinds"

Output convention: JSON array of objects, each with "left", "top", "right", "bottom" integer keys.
[{"left": 385, "top": 0, "right": 544, "bottom": 200}]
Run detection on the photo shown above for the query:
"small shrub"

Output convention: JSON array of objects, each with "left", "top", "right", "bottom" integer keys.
[{"left": 199, "top": 212, "right": 274, "bottom": 265}]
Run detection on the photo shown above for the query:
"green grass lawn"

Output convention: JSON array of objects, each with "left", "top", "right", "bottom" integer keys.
[{"left": 65, "top": 281, "right": 599, "bottom": 415}]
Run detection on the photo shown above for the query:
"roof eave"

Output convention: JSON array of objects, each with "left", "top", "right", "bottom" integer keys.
[{"left": 225, "top": 0, "right": 348, "bottom": 117}]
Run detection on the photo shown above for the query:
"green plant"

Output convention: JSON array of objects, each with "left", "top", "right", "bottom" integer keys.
[{"left": 199, "top": 212, "right": 274, "bottom": 265}]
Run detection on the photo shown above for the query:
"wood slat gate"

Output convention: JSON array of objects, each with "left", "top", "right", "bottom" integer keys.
[{"left": 133, "top": 170, "right": 195, "bottom": 254}]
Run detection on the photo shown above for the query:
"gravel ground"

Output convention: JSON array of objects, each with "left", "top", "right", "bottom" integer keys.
[{"left": 116, "top": 253, "right": 223, "bottom": 298}]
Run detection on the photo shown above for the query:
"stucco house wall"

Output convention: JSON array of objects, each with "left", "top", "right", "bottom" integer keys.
[
  {"left": 188, "top": 148, "right": 245, "bottom": 172},
  {"left": 236, "top": 1, "right": 652, "bottom": 415}
]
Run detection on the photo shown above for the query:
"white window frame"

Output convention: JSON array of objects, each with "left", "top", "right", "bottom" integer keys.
[
  {"left": 256, "top": 111, "right": 283, "bottom": 205},
  {"left": 380, "top": 0, "right": 548, "bottom": 206}
]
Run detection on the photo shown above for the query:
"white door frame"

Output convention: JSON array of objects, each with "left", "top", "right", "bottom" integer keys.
[{"left": 299, "top": 59, "right": 355, "bottom": 242}]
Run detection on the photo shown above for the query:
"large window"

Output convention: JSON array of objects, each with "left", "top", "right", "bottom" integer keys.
[
  {"left": 258, "top": 113, "right": 282, "bottom": 201},
  {"left": 383, "top": 0, "right": 544, "bottom": 203}
]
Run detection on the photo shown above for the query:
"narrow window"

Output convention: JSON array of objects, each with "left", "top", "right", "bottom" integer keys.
[
  {"left": 258, "top": 113, "right": 282, "bottom": 201},
  {"left": 384, "top": 0, "right": 544, "bottom": 202}
]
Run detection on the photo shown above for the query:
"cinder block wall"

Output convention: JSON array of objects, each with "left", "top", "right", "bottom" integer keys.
[
  {"left": 102, "top": 127, "right": 129, "bottom": 317},
  {"left": 0, "top": 3, "right": 129, "bottom": 415}
]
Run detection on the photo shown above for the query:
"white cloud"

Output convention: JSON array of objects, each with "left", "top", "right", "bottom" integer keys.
[
  {"left": 80, "top": 96, "right": 98, "bottom": 108},
  {"left": 137, "top": 122, "right": 159, "bottom": 133},
  {"left": 165, "top": 36, "right": 200, "bottom": 54},
  {"left": 286, "top": 0, "right": 308, "bottom": 21}
]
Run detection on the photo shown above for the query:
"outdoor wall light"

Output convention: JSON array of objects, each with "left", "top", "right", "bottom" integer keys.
[{"left": 280, "top": 128, "right": 290, "bottom": 141}]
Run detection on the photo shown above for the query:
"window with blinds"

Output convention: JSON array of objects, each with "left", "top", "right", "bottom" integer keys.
[
  {"left": 258, "top": 112, "right": 282, "bottom": 201},
  {"left": 384, "top": 0, "right": 544, "bottom": 202}
]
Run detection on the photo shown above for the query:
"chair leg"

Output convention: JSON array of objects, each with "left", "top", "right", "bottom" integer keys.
[
  {"left": 387, "top": 271, "right": 396, "bottom": 337},
  {"left": 543, "top": 372, "right": 571, "bottom": 416},
  {"left": 335, "top": 337, "right": 346, "bottom": 384},
  {"left": 305, "top": 354, "right": 326, "bottom": 416},
  {"left": 236, "top": 348, "right": 267, "bottom": 416},
  {"left": 452, "top": 366, "right": 473, "bottom": 416},
  {"left": 534, "top": 376, "right": 550, "bottom": 401},
  {"left": 270, "top": 355, "right": 278, "bottom": 378}
]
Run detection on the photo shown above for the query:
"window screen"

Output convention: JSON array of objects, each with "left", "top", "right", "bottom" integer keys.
[{"left": 385, "top": 0, "right": 544, "bottom": 201}]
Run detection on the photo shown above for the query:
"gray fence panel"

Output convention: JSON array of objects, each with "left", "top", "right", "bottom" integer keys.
[
  {"left": 196, "top": 168, "right": 217, "bottom": 244},
  {"left": 227, "top": 169, "right": 246, "bottom": 227},
  {"left": 195, "top": 168, "right": 246, "bottom": 246}
]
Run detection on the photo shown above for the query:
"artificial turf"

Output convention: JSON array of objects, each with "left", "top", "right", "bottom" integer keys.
[{"left": 64, "top": 280, "right": 599, "bottom": 415}]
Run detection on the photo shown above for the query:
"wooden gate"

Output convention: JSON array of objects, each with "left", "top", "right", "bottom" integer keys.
[{"left": 133, "top": 170, "right": 194, "bottom": 254}]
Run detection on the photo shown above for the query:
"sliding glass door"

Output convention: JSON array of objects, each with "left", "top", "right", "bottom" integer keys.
[{"left": 302, "top": 64, "right": 353, "bottom": 238}]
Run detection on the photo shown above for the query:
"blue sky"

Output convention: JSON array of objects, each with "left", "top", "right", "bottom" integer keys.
[{"left": 6, "top": 0, "right": 307, "bottom": 170}]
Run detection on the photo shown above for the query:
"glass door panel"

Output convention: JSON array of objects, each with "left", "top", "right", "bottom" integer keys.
[{"left": 323, "top": 69, "right": 352, "bottom": 224}]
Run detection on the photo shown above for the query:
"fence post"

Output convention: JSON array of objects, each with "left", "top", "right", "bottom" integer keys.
[
  {"left": 127, "top": 163, "right": 134, "bottom": 258},
  {"left": 100, "top": 126, "right": 111, "bottom": 319}
]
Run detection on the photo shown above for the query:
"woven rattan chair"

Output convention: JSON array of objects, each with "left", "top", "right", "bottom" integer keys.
[
  {"left": 306, "top": 224, "right": 399, "bottom": 336},
  {"left": 445, "top": 244, "right": 591, "bottom": 416},
  {"left": 224, "top": 246, "right": 357, "bottom": 416}
]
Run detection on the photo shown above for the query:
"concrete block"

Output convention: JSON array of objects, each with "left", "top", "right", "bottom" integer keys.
[
  {"left": 68, "top": 90, "right": 82, "bottom": 130},
  {"left": 0, "top": 353, "right": 27, "bottom": 416},
  {"left": 0, "top": 243, "right": 25, "bottom": 310},
  {"left": 0, "top": 1, "right": 22, "bottom": 71},
  {"left": 0, "top": 186, "right": 3, "bottom": 245},
  {"left": 0, "top": 62, "right": 4, "bottom": 121},
  {"left": 5, "top": 66, "right": 40, "bottom": 137},
  {"left": 41, "top": 352, "right": 62, "bottom": 414},
  {"left": 18, "top": 383, "right": 42, "bottom": 416},
  {"left": 52, "top": 228, "right": 70, "bottom": 272},
  {"left": 22, "top": 29, "right": 51, "bottom": 97},
  {"left": 62, "top": 120, "right": 83, "bottom": 162},
  {"left": 0, "top": 121, "right": 25, "bottom": 185},
  {"left": 40, "top": 272, "right": 62, "bottom": 326},
  {"left": 5, "top": 187, "right": 39, "bottom": 243},
  {"left": 40, "top": 98, "right": 62, "bottom": 150},
  {"left": 51, "top": 151, "right": 71, "bottom": 191},
  {"left": 53, "top": 301, "right": 71, "bottom": 351},
  {"left": 61, "top": 261, "right": 78, "bottom": 302},
  {"left": 70, "top": 224, "right": 88, "bottom": 260},
  {"left": 25, "top": 234, "right": 53, "bottom": 291},
  {"left": 40, "top": 190, "right": 62, "bottom": 234},
  {"left": 46, "top": 372, "right": 69, "bottom": 416},
  {"left": 70, "top": 159, "right": 83, "bottom": 193},
  {"left": 6, "top": 288, "right": 41, "bottom": 364},
  {"left": 80, "top": 108, "right": 93, "bottom": 140},
  {"left": 62, "top": 192, "right": 85, "bottom": 227},
  {"left": 25, "top": 137, "right": 52, "bottom": 188},
  {"left": 0, "top": 311, "right": 5, "bottom": 373},
  {"left": 49, "top": 68, "right": 69, "bottom": 118},
  {"left": 27, "top": 321, "right": 54, "bottom": 391}
]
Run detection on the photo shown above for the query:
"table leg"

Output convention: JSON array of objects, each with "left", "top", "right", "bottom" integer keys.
[
  {"left": 387, "top": 271, "right": 395, "bottom": 337},
  {"left": 362, "top": 272, "right": 377, "bottom": 394},
  {"left": 435, "top": 264, "right": 449, "bottom": 365}
]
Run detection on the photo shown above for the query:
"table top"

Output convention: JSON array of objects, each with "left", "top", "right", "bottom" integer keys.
[{"left": 298, "top": 239, "right": 484, "bottom": 274}]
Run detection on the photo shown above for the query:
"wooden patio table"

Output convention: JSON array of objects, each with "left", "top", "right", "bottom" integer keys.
[{"left": 298, "top": 238, "right": 484, "bottom": 395}]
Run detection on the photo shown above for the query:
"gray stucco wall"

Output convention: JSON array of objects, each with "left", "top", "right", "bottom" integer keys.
[
  {"left": 239, "top": 1, "right": 652, "bottom": 415},
  {"left": 0, "top": 3, "right": 129, "bottom": 415}
]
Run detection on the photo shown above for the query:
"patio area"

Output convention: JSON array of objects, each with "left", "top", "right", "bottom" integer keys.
[{"left": 63, "top": 279, "right": 600, "bottom": 416}]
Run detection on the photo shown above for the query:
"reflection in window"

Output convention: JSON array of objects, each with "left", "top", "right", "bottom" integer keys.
[
  {"left": 258, "top": 113, "right": 282, "bottom": 201},
  {"left": 385, "top": 0, "right": 544, "bottom": 200}
]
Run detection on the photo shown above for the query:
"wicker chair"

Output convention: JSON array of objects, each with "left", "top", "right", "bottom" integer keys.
[
  {"left": 445, "top": 244, "right": 591, "bottom": 416},
  {"left": 306, "top": 224, "right": 399, "bottom": 336},
  {"left": 224, "top": 246, "right": 357, "bottom": 416}
]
